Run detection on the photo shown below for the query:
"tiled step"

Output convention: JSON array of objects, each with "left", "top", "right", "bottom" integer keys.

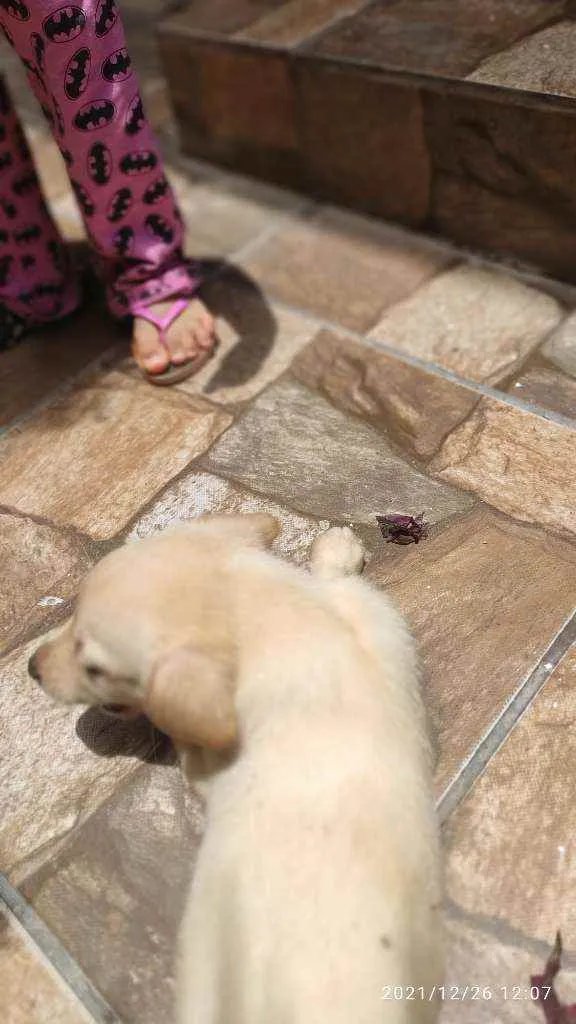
[{"left": 158, "top": 0, "right": 576, "bottom": 282}]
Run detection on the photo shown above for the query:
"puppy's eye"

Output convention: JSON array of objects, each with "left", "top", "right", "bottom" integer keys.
[{"left": 84, "top": 664, "right": 103, "bottom": 680}]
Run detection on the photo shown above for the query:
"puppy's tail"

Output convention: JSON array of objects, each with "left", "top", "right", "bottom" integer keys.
[{"left": 309, "top": 527, "right": 365, "bottom": 579}]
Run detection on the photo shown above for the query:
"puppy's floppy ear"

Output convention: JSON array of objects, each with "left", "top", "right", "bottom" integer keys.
[
  {"left": 196, "top": 512, "right": 280, "bottom": 549},
  {"left": 144, "top": 648, "right": 237, "bottom": 749}
]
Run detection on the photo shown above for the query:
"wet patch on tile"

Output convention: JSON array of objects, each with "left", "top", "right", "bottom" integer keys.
[
  {"left": 20, "top": 765, "right": 204, "bottom": 1024},
  {"left": 430, "top": 398, "right": 576, "bottom": 538},
  {"left": 242, "top": 208, "right": 451, "bottom": 331},
  {"left": 0, "top": 906, "right": 90, "bottom": 1024},
  {"left": 367, "top": 509, "right": 576, "bottom": 793},
  {"left": 0, "top": 371, "right": 233, "bottom": 541},
  {"left": 444, "top": 646, "right": 576, "bottom": 950},
  {"left": 369, "top": 264, "right": 562, "bottom": 386},
  {"left": 507, "top": 363, "right": 576, "bottom": 424},
  {"left": 199, "top": 376, "right": 476, "bottom": 526},
  {"left": 292, "top": 328, "right": 480, "bottom": 460}
]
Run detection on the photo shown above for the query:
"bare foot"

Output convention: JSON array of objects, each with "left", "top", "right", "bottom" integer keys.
[{"left": 132, "top": 296, "right": 216, "bottom": 376}]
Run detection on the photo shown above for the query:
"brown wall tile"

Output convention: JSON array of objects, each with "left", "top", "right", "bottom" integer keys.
[
  {"left": 295, "top": 60, "right": 430, "bottom": 225},
  {"left": 424, "top": 89, "right": 576, "bottom": 282},
  {"left": 236, "top": 0, "right": 366, "bottom": 47}
]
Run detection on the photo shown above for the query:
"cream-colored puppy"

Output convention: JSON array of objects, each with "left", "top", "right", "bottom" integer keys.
[{"left": 30, "top": 514, "right": 443, "bottom": 1024}]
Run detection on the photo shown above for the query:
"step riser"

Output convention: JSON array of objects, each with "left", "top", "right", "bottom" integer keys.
[{"left": 159, "top": 31, "right": 576, "bottom": 284}]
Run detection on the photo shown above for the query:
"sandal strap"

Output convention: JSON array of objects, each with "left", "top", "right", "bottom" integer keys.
[{"left": 131, "top": 297, "right": 189, "bottom": 348}]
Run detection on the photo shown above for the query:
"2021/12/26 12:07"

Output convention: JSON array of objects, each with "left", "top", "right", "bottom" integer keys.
[{"left": 380, "top": 985, "right": 551, "bottom": 1001}]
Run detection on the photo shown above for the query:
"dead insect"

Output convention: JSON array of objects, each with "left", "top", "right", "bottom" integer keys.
[{"left": 376, "top": 513, "right": 429, "bottom": 546}]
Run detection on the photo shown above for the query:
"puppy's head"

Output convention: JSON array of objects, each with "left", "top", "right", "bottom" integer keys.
[{"left": 29, "top": 513, "right": 279, "bottom": 748}]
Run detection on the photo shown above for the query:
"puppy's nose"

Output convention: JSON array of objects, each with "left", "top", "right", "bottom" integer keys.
[{"left": 28, "top": 652, "right": 41, "bottom": 683}]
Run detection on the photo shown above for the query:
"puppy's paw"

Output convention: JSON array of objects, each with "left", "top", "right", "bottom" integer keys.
[{"left": 309, "top": 527, "right": 365, "bottom": 579}]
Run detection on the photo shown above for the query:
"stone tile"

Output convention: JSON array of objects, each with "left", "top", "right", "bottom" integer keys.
[
  {"left": 430, "top": 398, "right": 576, "bottom": 538},
  {"left": 443, "top": 911, "right": 576, "bottom": 1023},
  {"left": 292, "top": 329, "right": 480, "bottom": 460},
  {"left": 369, "top": 265, "right": 562, "bottom": 386},
  {"left": 0, "top": 371, "right": 232, "bottom": 541},
  {"left": 468, "top": 21, "right": 576, "bottom": 99},
  {"left": 508, "top": 365, "right": 576, "bottom": 424},
  {"left": 159, "top": 32, "right": 303, "bottom": 188},
  {"left": 542, "top": 312, "right": 576, "bottom": 378},
  {"left": 200, "top": 375, "right": 475, "bottom": 525},
  {"left": 129, "top": 469, "right": 331, "bottom": 563},
  {"left": 0, "top": 907, "right": 90, "bottom": 1024},
  {"left": 0, "top": 641, "right": 162, "bottom": 882},
  {"left": 444, "top": 646, "right": 576, "bottom": 951},
  {"left": 21, "top": 765, "right": 204, "bottom": 1024},
  {"left": 0, "top": 512, "right": 94, "bottom": 650},
  {"left": 0, "top": 302, "right": 118, "bottom": 430},
  {"left": 170, "top": 169, "right": 306, "bottom": 260},
  {"left": 305, "top": 0, "right": 563, "bottom": 77},
  {"left": 424, "top": 90, "right": 576, "bottom": 283},
  {"left": 236, "top": 0, "right": 365, "bottom": 46},
  {"left": 295, "top": 61, "right": 430, "bottom": 225},
  {"left": 367, "top": 509, "right": 576, "bottom": 793},
  {"left": 177, "top": 272, "right": 320, "bottom": 406},
  {"left": 242, "top": 208, "right": 452, "bottom": 331}
]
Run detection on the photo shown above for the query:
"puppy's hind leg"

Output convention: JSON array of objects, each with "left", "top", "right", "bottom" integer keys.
[{"left": 309, "top": 526, "right": 365, "bottom": 579}]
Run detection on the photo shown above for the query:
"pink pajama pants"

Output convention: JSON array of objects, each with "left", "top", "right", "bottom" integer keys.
[{"left": 0, "top": 0, "right": 197, "bottom": 326}]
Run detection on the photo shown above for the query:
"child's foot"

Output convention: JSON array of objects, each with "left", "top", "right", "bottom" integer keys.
[{"left": 132, "top": 296, "right": 216, "bottom": 384}]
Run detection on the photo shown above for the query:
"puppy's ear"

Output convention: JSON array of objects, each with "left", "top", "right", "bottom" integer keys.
[
  {"left": 196, "top": 512, "right": 280, "bottom": 549},
  {"left": 144, "top": 648, "right": 237, "bottom": 749}
]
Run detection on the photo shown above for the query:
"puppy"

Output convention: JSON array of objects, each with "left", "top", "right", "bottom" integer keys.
[{"left": 30, "top": 514, "right": 443, "bottom": 1024}]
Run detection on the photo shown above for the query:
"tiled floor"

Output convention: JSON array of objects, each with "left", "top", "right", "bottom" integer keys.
[
  {"left": 158, "top": 0, "right": 576, "bottom": 282},
  {"left": 1, "top": 18, "right": 576, "bottom": 1024}
]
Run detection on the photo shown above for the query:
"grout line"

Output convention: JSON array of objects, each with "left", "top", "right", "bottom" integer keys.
[
  {"left": 264, "top": 295, "right": 576, "bottom": 431},
  {"left": 0, "top": 873, "right": 121, "bottom": 1024},
  {"left": 437, "top": 609, "right": 576, "bottom": 824}
]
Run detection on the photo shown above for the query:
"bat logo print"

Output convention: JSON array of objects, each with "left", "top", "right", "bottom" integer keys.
[
  {"left": 13, "top": 224, "right": 41, "bottom": 244},
  {"left": 143, "top": 176, "right": 169, "bottom": 205},
  {"left": 22, "top": 58, "right": 43, "bottom": 86},
  {"left": 18, "top": 282, "right": 64, "bottom": 308},
  {"left": 0, "top": 0, "right": 30, "bottom": 22},
  {"left": 47, "top": 239, "right": 66, "bottom": 273},
  {"left": 120, "top": 150, "right": 157, "bottom": 176},
  {"left": 0, "top": 197, "right": 17, "bottom": 219},
  {"left": 106, "top": 187, "right": 132, "bottom": 222},
  {"left": 0, "top": 152, "right": 13, "bottom": 174},
  {"left": 95, "top": 0, "right": 117, "bottom": 37},
  {"left": 0, "top": 126, "right": 5, "bottom": 144},
  {"left": 64, "top": 46, "right": 90, "bottom": 100},
  {"left": 71, "top": 179, "right": 95, "bottom": 217},
  {"left": 0, "top": 256, "right": 13, "bottom": 286},
  {"left": 21, "top": 254, "right": 36, "bottom": 269},
  {"left": 102, "top": 47, "right": 131, "bottom": 82},
  {"left": 145, "top": 214, "right": 174, "bottom": 244},
  {"left": 113, "top": 226, "right": 134, "bottom": 257},
  {"left": 74, "top": 99, "right": 115, "bottom": 132},
  {"left": 12, "top": 171, "right": 36, "bottom": 196},
  {"left": 31, "top": 32, "right": 45, "bottom": 70},
  {"left": 43, "top": 6, "right": 86, "bottom": 42},
  {"left": 125, "top": 94, "right": 144, "bottom": 136},
  {"left": 0, "top": 229, "right": 8, "bottom": 244},
  {"left": 87, "top": 141, "right": 112, "bottom": 185}
]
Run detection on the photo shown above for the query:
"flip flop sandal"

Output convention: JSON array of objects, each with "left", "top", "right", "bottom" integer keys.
[{"left": 132, "top": 298, "right": 214, "bottom": 387}]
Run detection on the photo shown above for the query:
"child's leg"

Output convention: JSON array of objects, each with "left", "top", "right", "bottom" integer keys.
[
  {"left": 0, "top": 74, "right": 81, "bottom": 328},
  {"left": 0, "top": 0, "right": 196, "bottom": 317}
]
